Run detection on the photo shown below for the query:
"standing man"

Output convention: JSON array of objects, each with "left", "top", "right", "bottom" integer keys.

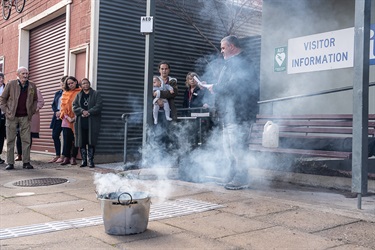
[
  {"left": 15, "top": 88, "right": 45, "bottom": 161},
  {"left": 0, "top": 72, "right": 6, "bottom": 164},
  {"left": 209, "top": 35, "right": 258, "bottom": 190},
  {"left": 0, "top": 67, "right": 38, "bottom": 170},
  {"left": 155, "top": 61, "right": 178, "bottom": 121}
]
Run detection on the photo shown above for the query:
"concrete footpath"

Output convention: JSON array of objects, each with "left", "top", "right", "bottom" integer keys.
[{"left": 0, "top": 152, "right": 374, "bottom": 250}]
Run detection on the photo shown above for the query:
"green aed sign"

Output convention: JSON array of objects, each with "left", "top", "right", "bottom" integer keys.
[{"left": 274, "top": 46, "right": 287, "bottom": 72}]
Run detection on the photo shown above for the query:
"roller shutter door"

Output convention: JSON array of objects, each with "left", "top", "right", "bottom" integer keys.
[{"left": 28, "top": 14, "right": 66, "bottom": 153}]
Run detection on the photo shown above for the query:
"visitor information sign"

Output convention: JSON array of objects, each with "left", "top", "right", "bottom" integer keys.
[{"left": 287, "top": 28, "right": 354, "bottom": 74}]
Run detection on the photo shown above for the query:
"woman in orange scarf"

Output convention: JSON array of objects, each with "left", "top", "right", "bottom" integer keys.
[{"left": 59, "top": 76, "right": 81, "bottom": 165}]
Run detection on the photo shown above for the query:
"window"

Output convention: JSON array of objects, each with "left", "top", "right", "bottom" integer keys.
[
  {"left": 69, "top": 44, "right": 89, "bottom": 86},
  {"left": 0, "top": 56, "right": 4, "bottom": 73}
]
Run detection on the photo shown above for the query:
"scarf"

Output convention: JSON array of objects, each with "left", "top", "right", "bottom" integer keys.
[{"left": 60, "top": 87, "right": 81, "bottom": 130}]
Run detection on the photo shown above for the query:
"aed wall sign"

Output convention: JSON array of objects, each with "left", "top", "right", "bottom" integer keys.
[
  {"left": 140, "top": 16, "right": 153, "bottom": 33},
  {"left": 287, "top": 28, "right": 354, "bottom": 74},
  {"left": 274, "top": 47, "right": 287, "bottom": 72}
]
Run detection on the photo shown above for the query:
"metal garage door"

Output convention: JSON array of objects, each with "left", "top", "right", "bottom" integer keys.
[{"left": 28, "top": 14, "right": 66, "bottom": 153}]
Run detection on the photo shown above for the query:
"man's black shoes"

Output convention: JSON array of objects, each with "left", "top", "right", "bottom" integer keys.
[
  {"left": 23, "top": 163, "right": 34, "bottom": 169},
  {"left": 0, "top": 158, "right": 5, "bottom": 164},
  {"left": 4, "top": 163, "right": 34, "bottom": 170},
  {"left": 5, "top": 164, "right": 14, "bottom": 170}
]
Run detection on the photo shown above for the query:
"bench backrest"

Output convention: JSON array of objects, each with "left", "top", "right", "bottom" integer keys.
[{"left": 250, "top": 114, "right": 375, "bottom": 145}]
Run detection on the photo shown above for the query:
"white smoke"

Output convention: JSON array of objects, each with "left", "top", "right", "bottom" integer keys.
[
  {"left": 93, "top": 1, "right": 282, "bottom": 197},
  {"left": 94, "top": 172, "right": 134, "bottom": 195},
  {"left": 94, "top": 171, "right": 173, "bottom": 202}
]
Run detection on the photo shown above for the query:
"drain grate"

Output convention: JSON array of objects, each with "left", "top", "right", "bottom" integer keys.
[
  {"left": 13, "top": 178, "right": 68, "bottom": 187},
  {"left": 0, "top": 198, "right": 224, "bottom": 240}
]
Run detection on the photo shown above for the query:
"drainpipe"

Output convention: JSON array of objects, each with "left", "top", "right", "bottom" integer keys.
[{"left": 142, "top": 0, "right": 155, "bottom": 148}]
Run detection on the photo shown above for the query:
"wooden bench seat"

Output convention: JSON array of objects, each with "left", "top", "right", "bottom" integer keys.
[{"left": 249, "top": 114, "right": 375, "bottom": 159}]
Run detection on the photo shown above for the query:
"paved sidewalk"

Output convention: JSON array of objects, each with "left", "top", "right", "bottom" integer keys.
[{"left": 0, "top": 152, "right": 374, "bottom": 249}]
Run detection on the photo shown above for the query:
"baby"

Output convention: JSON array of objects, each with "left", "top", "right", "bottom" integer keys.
[{"left": 152, "top": 76, "right": 174, "bottom": 124}]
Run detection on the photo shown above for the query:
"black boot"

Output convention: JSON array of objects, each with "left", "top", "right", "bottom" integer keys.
[
  {"left": 80, "top": 148, "right": 87, "bottom": 167},
  {"left": 88, "top": 145, "right": 95, "bottom": 168}
]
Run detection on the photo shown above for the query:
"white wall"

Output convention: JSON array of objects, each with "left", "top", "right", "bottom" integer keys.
[{"left": 260, "top": 0, "right": 375, "bottom": 115}]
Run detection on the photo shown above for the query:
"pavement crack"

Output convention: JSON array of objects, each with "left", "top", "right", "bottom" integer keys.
[{"left": 310, "top": 219, "right": 362, "bottom": 234}]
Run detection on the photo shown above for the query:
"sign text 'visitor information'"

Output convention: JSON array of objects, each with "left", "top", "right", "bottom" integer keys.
[{"left": 287, "top": 28, "right": 354, "bottom": 74}]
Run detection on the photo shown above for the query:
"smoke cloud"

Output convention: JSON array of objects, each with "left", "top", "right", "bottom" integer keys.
[
  {"left": 94, "top": 171, "right": 174, "bottom": 202},
  {"left": 94, "top": 0, "right": 289, "bottom": 197}
]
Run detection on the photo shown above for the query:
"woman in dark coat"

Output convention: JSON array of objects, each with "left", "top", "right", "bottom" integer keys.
[
  {"left": 73, "top": 78, "right": 103, "bottom": 168},
  {"left": 48, "top": 75, "right": 67, "bottom": 163},
  {"left": 182, "top": 72, "right": 210, "bottom": 111}
]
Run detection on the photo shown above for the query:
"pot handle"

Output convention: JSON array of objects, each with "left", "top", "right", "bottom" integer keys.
[{"left": 118, "top": 192, "right": 133, "bottom": 205}]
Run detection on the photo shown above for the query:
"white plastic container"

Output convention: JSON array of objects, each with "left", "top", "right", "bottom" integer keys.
[{"left": 262, "top": 121, "right": 279, "bottom": 148}]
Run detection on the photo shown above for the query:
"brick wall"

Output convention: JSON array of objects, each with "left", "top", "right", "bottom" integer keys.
[
  {"left": 70, "top": 0, "right": 91, "bottom": 47},
  {"left": 0, "top": 0, "right": 91, "bottom": 78},
  {"left": 0, "top": 17, "right": 23, "bottom": 78}
]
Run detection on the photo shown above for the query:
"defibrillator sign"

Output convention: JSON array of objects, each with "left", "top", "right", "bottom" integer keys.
[
  {"left": 140, "top": 16, "right": 153, "bottom": 33},
  {"left": 274, "top": 46, "right": 287, "bottom": 72}
]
